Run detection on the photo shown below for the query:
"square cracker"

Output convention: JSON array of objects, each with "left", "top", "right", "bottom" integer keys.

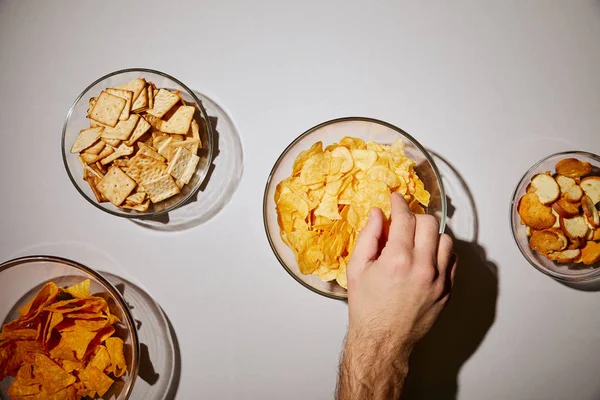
[
  {"left": 101, "top": 114, "right": 140, "bottom": 140},
  {"left": 141, "top": 174, "right": 180, "bottom": 203},
  {"left": 125, "top": 116, "right": 151, "bottom": 146},
  {"left": 147, "top": 85, "right": 154, "bottom": 110},
  {"left": 115, "top": 78, "right": 146, "bottom": 103},
  {"left": 97, "top": 166, "right": 137, "bottom": 206},
  {"left": 71, "top": 127, "right": 104, "bottom": 153},
  {"left": 167, "top": 147, "right": 200, "bottom": 185},
  {"left": 90, "top": 91, "right": 127, "bottom": 127},
  {"left": 168, "top": 138, "right": 200, "bottom": 160},
  {"left": 126, "top": 154, "right": 168, "bottom": 185},
  {"left": 106, "top": 88, "right": 133, "bottom": 120},
  {"left": 146, "top": 89, "right": 179, "bottom": 118},
  {"left": 137, "top": 143, "right": 166, "bottom": 162},
  {"left": 131, "top": 85, "right": 148, "bottom": 111},
  {"left": 187, "top": 120, "right": 202, "bottom": 144},
  {"left": 126, "top": 191, "right": 147, "bottom": 205},
  {"left": 122, "top": 199, "right": 150, "bottom": 211},
  {"left": 83, "top": 140, "right": 106, "bottom": 155},
  {"left": 161, "top": 106, "right": 195, "bottom": 134}
]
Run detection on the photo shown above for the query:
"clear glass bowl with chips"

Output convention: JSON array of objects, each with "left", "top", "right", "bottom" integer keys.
[
  {"left": 61, "top": 68, "right": 214, "bottom": 218},
  {"left": 510, "top": 151, "right": 600, "bottom": 282},
  {"left": 263, "top": 117, "right": 447, "bottom": 300},
  {"left": 0, "top": 256, "right": 139, "bottom": 399}
]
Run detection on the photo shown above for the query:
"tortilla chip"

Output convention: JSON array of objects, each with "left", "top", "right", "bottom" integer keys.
[
  {"left": 141, "top": 174, "right": 180, "bottom": 203},
  {"left": 106, "top": 88, "right": 134, "bottom": 120},
  {"left": 62, "top": 279, "right": 91, "bottom": 299},
  {"left": 167, "top": 147, "right": 200, "bottom": 184},
  {"left": 89, "top": 345, "right": 111, "bottom": 372},
  {"left": 44, "top": 312, "right": 64, "bottom": 345},
  {"left": 33, "top": 354, "right": 76, "bottom": 394},
  {"left": 97, "top": 166, "right": 137, "bottom": 206},
  {"left": 61, "top": 359, "right": 84, "bottom": 373},
  {"left": 105, "top": 337, "right": 126, "bottom": 377},
  {"left": 49, "top": 326, "right": 97, "bottom": 361},
  {"left": 146, "top": 89, "right": 179, "bottom": 118},
  {"left": 0, "top": 328, "right": 37, "bottom": 341},
  {"left": 89, "top": 91, "right": 126, "bottom": 127},
  {"left": 161, "top": 105, "right": 195, "bottom": 134},
  {"left": 79, "top": 365, "right": 114, "bottom": 397},
  {"left": 70, "top": 127, "right": 103, "bottom": 154},
  {"left": 101, "top": 114, "right": 140, "bottom": 141}
]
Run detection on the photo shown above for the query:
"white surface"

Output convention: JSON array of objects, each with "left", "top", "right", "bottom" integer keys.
[{"left": 1, "top": 1, "right": 600, "bottom": 399}]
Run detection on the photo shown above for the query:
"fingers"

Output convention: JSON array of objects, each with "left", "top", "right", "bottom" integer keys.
[
  {"left": 414, "top": 215, "right": 440, "bottom": 257},
  {"left": 436, "top": 234, "right": 454, "bottom": 275},
  {"left": 350, "top": 207, "right": 384, "bottom": 269},
  {"left": 387, "top": 193, "right": 416, "bottom": 250}
]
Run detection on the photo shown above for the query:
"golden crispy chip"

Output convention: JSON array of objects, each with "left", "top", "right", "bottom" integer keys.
[
  {"left": 105, "top": 337, "right": 126, "bottom": 377},
  {"left": 275, "top": 137, "right": 430, "bottom": 288},
  {"left": 49, "top": 326, "right": 97, "bottom": 361},
  {"left": 90, "top": 91, "right": 127, "bottom": 127},
  {"left": 44, "top": 313, "right": 64, "bottom": 345},
  {"left": 89, "top": 345, "right": 111, "bottom": 372},
  {"left": 79, "top": 365, "right": 114, "bottom": 397},
  {"left": 62, "top": 280, "right": 90, "bottom": 299},
  {"left": 33, "top": 353, "right": 77, "bottom": 394},
  {"left": 0, "top": 328, "right": 37, "bottom": 341}
]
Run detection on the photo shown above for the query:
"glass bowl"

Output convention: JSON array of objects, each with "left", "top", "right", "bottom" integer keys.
[
  {"left": 0, "top": 256, "right": 139, "bottom": 399},
  {"left": 61, "top": 68, "right": 214, "bottom": 219},
  {"left": 510, "top": 151, "right": 600, "bottom": 281},
  {"left": 263, "top": 117, "right": 447, "bottom": 300}
]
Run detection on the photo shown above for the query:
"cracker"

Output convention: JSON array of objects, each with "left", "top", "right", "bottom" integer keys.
[
  {"left": 81, "top": 146, "right": 114, "bottom": 164},
  {"left": 188, "top": 120, "right": 201, "bottom": 143},
  {"left": 97, "top": 166, "right": 137, "bottom": 206},
  {"left": 160, "top": 105, "right": 195, "bottom": 134},
  {"left": 106, "top": 88, "right": 134, "bottom": 120},
  {"left": 146, "top": 89, "right": 179, "bottom": 118},
  {"left": 141, "top": 174, "right": 180, "bottom": 203},
  {"left": 167, "top": 147, "right": 200, "bottom": 184},
  {"left": 147, "top": 85, "right": 154, "bottom": 110},
  {"left": 122, "top": 199, "right": 150, "bottom": 211},
  {"left": 100, "top": 144, "right": 134, "bottom": 165},
  {"left": 101, "top": 114, "right": 140, "bottom": 141},
  {"left": 90, "top": 91, "right": 127, "bottom": 127},
  {"left": 157, "top": 137, "right": 173, "bottom": 158},
  {"left": 131, "top": 85, "right": 148, "bottom": 111},
  {"left": 102, "top": 138, "right": 121, "bottom": 147},
  {"left": 83, "top": 140, "right": 106, "bottom": 155},
  {"left": 126, "top": 191, "right": 147, "bottom": 205},
  {"left": 115, "top": 78, "right": 146, "bottom": 102},
  {"left": 137, "top": 143, "right": 166, "bottom": 162},
  {"left": 85, "top": 176, "right": 107, "bottom": 203},
  {"left": 168, "top": 138, "right": 200, "bottom": 160},
  {"left": 126, "top": 154, "right": 168, "bottom": 185},
  {"left": 71, "top": 127, "right": 104, "bottom": 153},
  {"left": 124, "top": 116, "right": 151, "bottom": 146}
]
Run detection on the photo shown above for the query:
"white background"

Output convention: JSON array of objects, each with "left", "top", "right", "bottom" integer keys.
[{"left": 1, "top": 1, "right": 600, "bottom": 399}]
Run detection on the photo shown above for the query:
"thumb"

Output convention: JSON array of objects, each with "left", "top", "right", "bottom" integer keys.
[{"left": 350, "top": 207, "right": 384, "bottom": 270}]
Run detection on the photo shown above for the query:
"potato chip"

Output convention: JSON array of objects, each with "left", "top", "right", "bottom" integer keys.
[{"left": 275, "top": 137, "right": 430, "bottom": 287}]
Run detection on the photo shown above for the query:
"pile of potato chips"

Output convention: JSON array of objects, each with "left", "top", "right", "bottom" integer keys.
[
  {"left": 0, "top": 280, "right": 127, "bottom": 399},
  {"left": 275, "top": 137, "right": 430, "bottom": 289},
  {"left": 70, "top": 77, "right": 203, "bottom": 211}
]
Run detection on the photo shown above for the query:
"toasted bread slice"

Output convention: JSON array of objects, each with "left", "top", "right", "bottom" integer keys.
[
  {"left": 530, "top": 229, "right": 567, "bottom": 254},
  {"left": 518, "top": 193, "right": 556, "bottom": 230},
  {"left": 582, "top": 195, "right": 600, "bottom": 227},
  {"left": 580, "top": 241, "right": 600, "bottom": 265},
  {"left": 556, "top": 175, "right": 584, "bottom": 203},
  {"left": 556, "top": 158, "right": 592, "bottom": 178},
  {"left": 530, "top": 173, "right": 560, "bottom": 205},
  {"left": 580, "top": 176, "right": 600, "bottom": 204},
  {"left": 552, "top": 198, "right": 580, "bottom": 218},
  {"left": 548, "top": 249, "right": 581, "bottom": 263},
  {"left": 560, "top": 215, "right": 589, "bottom": 240}
]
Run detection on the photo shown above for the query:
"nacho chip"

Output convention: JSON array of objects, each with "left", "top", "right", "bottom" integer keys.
[
  {"left": 70, "top": 127, "right": 103, "bottom": 154},
  {"left": 104, "top": 337, "right": 126, "bottom": 377},
  {"left": 49, "top": 326, "right": 97, "bottom": 361},
  {"left": 33, "top": 354, "right": 76, "bottom": 394},
  {"left": 89, "top": 345, "right": 111, "bottom": 372},
  {"left": 89, "top": 91, "right": 127, "bottom": 127},
  {"left": 167, "top": 147, "right": 200, "bottom": 185},
  {"left": 97, "top": 166, "right": 137, "bottom": 206},
  {"left": 79, "top": 365, "right": 114, "bottom": 397}
]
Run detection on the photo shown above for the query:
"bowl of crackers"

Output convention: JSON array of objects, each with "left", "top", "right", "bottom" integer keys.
[
  {"left": 62, "top": 68, "right": 214, "bottom": 218},
  {"left": 0, "top": 256, "right": 139, "bottom": 399},
  {"left": 511, "top": 152, "right": 600, "bottom": 281},
  {"left": 263, "top": 117, "right": 446, "bottom": 299}
]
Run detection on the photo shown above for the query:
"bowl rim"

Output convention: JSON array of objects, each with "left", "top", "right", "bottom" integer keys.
[
  {"left": 0, "top": 255, "right": 140, "bottom": 398},
  {"left": 263, "top": 116, "right": 448, "bottom": 300},
  {"left": 509, "top": 150, "right": 600, "bottom": 281},
  {"left": 61, "top": 67, "right": 215, "bottom": 219}
]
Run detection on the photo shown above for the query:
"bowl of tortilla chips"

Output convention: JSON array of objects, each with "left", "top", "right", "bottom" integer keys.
[
  {"left": 0, "top": 256, "right": 139, "bottom": 399},
  {"left": 61, "top": 68, "right": 214, "bottom": 218},
  {"left": 263, "top": 117, "right": 446, "bottom": 300}
]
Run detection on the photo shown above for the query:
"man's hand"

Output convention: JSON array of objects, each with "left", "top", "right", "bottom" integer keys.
[{"left": 337, "top": 193, "right": 456, "bottom": 400}]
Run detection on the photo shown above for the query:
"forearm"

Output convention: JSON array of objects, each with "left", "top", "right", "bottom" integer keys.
[{"left": 336, "top": 329, "right": 411, "bottom": 400}]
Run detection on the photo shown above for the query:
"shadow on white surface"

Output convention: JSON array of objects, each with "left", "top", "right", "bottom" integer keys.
[
  {"left": 133, "top": 91, "right": 243, "bottom": 231},
  {"left": 403, "top": 152, "right": 499, "bottom": 400}
]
